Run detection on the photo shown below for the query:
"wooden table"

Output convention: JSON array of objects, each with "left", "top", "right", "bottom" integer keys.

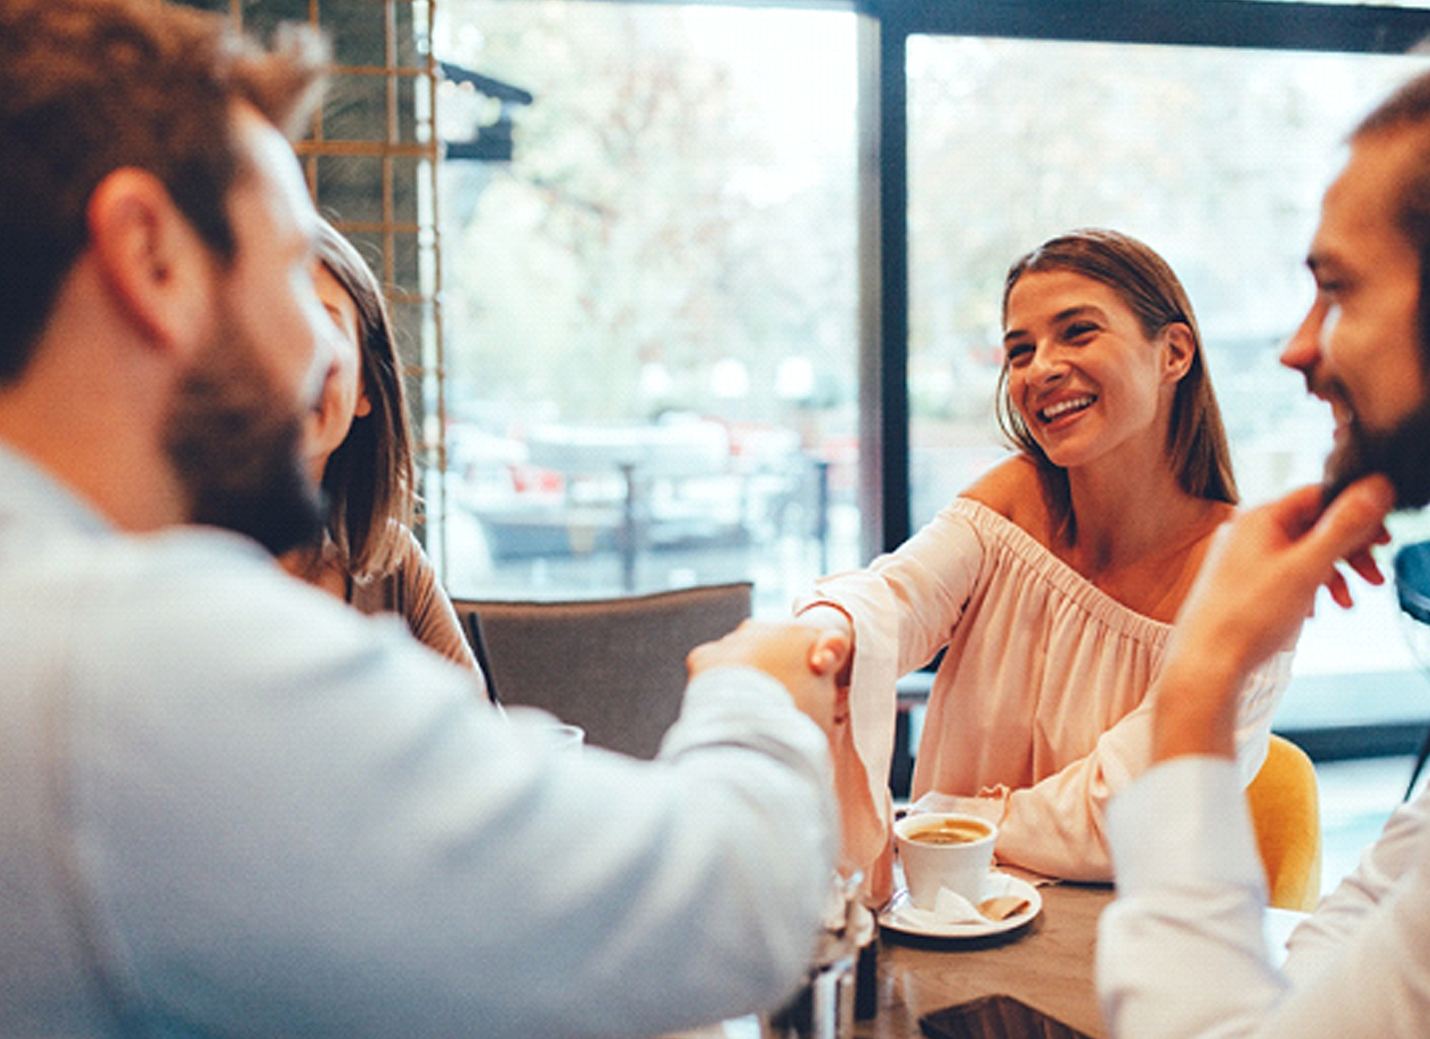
[
  {"left": 855, "top": 882, "right": 1113, "bottom": 1038},
  {"left": 679, "top": 882, "right": 1306, "bottom": 1039},
  {"left": 669, "top": 884, "right": 1110, "bottom": 1039}
]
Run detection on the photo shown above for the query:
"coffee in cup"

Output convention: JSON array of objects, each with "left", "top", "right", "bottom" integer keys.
[
  {"left": 903, "top": 816, "right": 992, "bottom": 846},
  {"left": 893, "top": 811, "right": 997, "bottom": 910}
]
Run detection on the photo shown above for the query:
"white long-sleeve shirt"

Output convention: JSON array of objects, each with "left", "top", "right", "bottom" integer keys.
[
  {"left": 1098, "top": 755, "right": 1430, "bottom": 1037},
  {"left": 0, "top": 444, "right": 837, "bottom": 1038}
]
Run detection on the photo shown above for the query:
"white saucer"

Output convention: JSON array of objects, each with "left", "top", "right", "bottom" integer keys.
[{"left": 877, "top": 873, "right": 1042, "bottom": 939}]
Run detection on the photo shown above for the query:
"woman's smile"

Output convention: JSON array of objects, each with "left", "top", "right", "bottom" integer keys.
[{"left": 1036, "top": 393, "right": 1098, "bottom": 427}]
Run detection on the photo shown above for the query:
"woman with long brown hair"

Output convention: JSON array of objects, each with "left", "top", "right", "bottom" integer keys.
[
  {"left": 801, "top": 229, "right": 1290, "bottom": 897},
  {"left": 283, "top": 220, "right": 485, "bottom": 687}
]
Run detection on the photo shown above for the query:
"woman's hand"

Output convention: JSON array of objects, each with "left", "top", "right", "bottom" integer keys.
[{"left": 1151, "top": 475, "right": 1393, "bottom": 762}]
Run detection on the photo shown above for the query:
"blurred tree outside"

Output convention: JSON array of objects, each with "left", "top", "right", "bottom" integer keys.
[{"left": 436, "top": 1, "right": 857, "bottom": 434}]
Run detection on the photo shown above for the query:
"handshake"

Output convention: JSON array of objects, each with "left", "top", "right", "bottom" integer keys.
[{"left": 687, "top": 607, "right": 854, "bottom": 733}]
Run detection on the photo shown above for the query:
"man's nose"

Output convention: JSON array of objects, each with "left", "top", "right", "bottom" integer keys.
[{"left": 1280, "top": 303, "right": 1323, "bottom": 373}]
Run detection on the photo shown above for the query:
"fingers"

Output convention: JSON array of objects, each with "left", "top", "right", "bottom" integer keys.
[
  {"left": 685, "top": 620, "right": 757, "bottom": 675},
  {"left": 685, "top": 642, "right": 713, "bottom": 676},
  {"left": 1325, "top": 567, "right": 1352, "bottom": 610},
  {"left": 687, "top": 620, "right": 829, "bottom": 680},
  {"left": 1345, "top": 545, "right": 1385, "bottom": 586},
  {"left": 1273, "top": 477, "right": 1392, "bottom": 613},
  {"left": 1265, "top": 483, "right": 1337, "bottom": 539},
  {"left": 1294, "top": 475, "right": 1395, "bottom": 572}
]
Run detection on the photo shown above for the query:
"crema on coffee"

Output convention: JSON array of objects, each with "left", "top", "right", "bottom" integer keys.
[{"left": 905, "top": 818, "right": 991, "bottom": 845}]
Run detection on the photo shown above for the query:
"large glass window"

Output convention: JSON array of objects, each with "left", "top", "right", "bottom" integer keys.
[
  {"left": 433, "top": 0, "right": 860, "bottom": 615},
  {"left": 906, "top": 37, "right": 1430, "bottom": 734}
]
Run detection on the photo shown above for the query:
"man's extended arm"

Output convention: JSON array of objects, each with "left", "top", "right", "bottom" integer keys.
[{"left": 71, "top": 537, "right": 843, "bottom": 1038}]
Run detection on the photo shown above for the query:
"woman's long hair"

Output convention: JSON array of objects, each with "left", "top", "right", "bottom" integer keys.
[
  {"left": 995, "top": 228, "right": 1237, "bottom": 539},
  {"left": 314, "top": 220, "right": 415, "bottom": 581}
]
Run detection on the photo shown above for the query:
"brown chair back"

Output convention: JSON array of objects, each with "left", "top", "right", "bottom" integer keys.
[{"left": 451, "top": 582, "right": 753, "bottom": 759}]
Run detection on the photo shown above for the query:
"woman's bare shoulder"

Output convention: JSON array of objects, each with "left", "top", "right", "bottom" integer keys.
[{"left": 960, "top": 456, "right": 1049, "bottom": 529}]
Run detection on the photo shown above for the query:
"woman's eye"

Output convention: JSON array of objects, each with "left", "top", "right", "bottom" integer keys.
[
  {"left": 1064, "top": 322, "right": 1097, "bottom": 341},
  {"left": 1005, "top": 343, "right": 1032, "bottom": 366}
]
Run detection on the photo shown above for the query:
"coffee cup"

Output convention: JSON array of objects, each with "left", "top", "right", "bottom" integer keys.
[{"left": 893, "top": 811, "right": 996, "bottom": 910}]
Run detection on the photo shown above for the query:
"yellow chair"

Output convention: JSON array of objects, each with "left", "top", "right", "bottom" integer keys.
[{"left": 1246, "top": 734, "right": 1322, "bottom": 911}]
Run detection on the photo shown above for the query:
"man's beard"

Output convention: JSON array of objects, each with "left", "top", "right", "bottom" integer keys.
[
  {"left": 162, "top": 308, "right": 325, "bottom": 555},
  {"left": 1323, "top": 393, "right": 1430, "bottom": 511}
]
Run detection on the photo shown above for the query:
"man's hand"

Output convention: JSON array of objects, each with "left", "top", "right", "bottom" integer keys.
[
  {"left": 792, "top": 604, "right": 855, "bottom": 686},
  {"left": 1152, "top": 475, "right": 1393, "bottom": 762},
  {"left": 688, "top": 620, "right": 845, "bottom": 733}
]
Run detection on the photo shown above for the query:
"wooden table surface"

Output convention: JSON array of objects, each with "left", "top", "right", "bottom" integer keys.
[
  {"left": 855, "top": 882, "right": 1113, "bottom": 1038},
  {"left": 677, "top": 880, "right": 1307, "bottom": 1039},
  {"left": 669, "top": 882, "right": 1117, "bottom": 1039}
]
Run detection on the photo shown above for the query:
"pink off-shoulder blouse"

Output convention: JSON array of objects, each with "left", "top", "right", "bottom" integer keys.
[{"left": 803, "top": 497, "right": 1292, "bottom": 898}]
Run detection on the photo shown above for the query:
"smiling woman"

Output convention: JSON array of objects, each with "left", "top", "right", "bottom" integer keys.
[
  {"left": 797, "top": 229, "right": 1293, "bottom": 900},
  {"left": 997, "top": 230, "right": 1238, "bottom": 545}
]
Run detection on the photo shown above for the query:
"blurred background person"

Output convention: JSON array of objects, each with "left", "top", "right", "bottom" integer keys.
[{"left": 282, "top": 221, "right": 483, "bottom": 683}]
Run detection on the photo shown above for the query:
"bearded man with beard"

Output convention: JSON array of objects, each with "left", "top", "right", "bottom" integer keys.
[
  {"left": 1097, "top": 70, "right": 1430, "bottom": 1038},
  {"left": 162, "top": 304, "right": 325, "bottom": 558},
  {"left": 0, "top": 3, "right": 852, "bottom": 1035}
]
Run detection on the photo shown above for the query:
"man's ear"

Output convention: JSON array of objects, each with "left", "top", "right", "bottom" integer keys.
[
  {"left": 86, "top": 169, "right": 217, "bottom": 361},
  {"left": 1162, "top": 322, "right": 1196, "bottom": 384}
]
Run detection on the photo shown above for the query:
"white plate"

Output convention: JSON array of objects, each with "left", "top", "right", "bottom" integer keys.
[{"left": 877, "top": 873, "right": 1042, "bottom": 939}]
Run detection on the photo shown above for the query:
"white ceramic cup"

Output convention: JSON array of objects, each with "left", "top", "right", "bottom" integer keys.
[{"left": 893, "top": 811, "right": 997, "bottom": 910}]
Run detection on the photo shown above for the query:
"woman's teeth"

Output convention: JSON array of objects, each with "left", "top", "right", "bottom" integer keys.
[{"left": 1039, "top": 395, "right": 1096, "bottom": 423}]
